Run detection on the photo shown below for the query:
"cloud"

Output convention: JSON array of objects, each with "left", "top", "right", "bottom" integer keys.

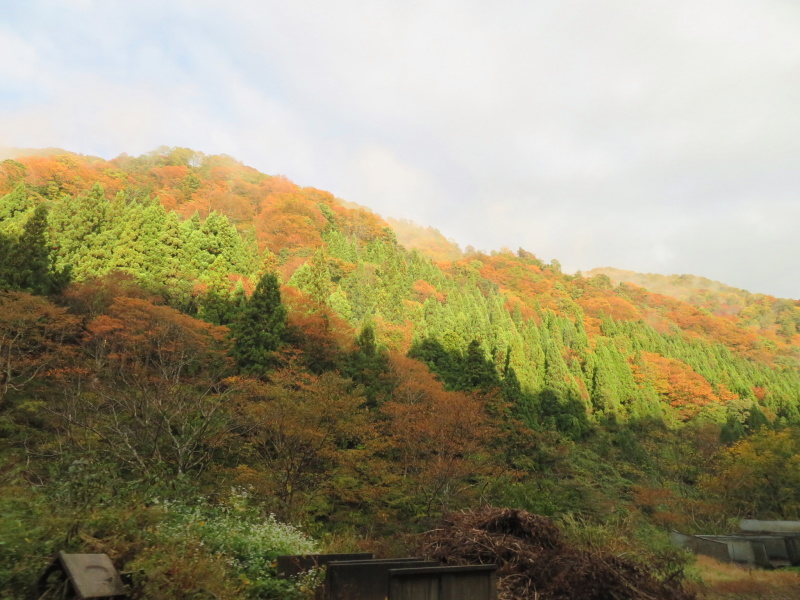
[{"left": 2, "top": 0, "right": 800, "bottom": 297}]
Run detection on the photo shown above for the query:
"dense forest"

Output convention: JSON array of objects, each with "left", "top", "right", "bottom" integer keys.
[{"left": 2, "top": 147, "right": 800, "bottom": 599}]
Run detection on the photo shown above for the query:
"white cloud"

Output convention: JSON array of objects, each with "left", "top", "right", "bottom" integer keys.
[
  {"left": 2, "top": 0, "right": 800, "bottom": 297},
  {"left": 343, "top": 145, "right": 445, "bottom": 224}
]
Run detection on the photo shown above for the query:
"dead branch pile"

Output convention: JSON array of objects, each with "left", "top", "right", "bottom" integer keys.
[{"left": 418, "top": 507, "right": 695, "bottom": 600}]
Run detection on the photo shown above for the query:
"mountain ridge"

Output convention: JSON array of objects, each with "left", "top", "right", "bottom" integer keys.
[
  {"left": 2, "top": 146, "right": 798, "bottom": 422},
  {"left": 3, "top": 146, "right": 800, "bottom": 599}
]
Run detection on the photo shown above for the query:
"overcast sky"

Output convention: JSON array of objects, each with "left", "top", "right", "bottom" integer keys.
[{"left": 2, "top": 0, "right": 799, "bottom": 298}]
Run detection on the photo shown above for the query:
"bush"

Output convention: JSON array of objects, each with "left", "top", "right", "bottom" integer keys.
[
  {"left": 558, "top": 513, "right": 694, "bottom": 581},
  {"left": 0, "top": 487, "right": 68, "bottom": 600},
  {"left": 0, "top": 484, "right": 319, "bottom": 600},
  {"left": 135, "top": 489, "right": 319, "bottom": 599}
]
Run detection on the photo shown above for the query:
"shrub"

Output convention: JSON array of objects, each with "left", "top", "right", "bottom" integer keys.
[{"left": 136, "top": 488, "right": 319, "bottom": 599}]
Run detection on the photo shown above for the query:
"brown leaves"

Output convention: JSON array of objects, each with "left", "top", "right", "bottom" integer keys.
[
  {"left": 0, "top": 291, "right": 80, "bottom": 403},
  {"left": 84, "top": 296, "right": 231, "bottom": 384},
  {"left": 51, "top": 296, "right": 235, "bottom": 477},
  {"left": 374, "top": 355, "right": 500, "bottom": 521},
  {"left": 632, "top": 352, "right": 721, "bottom": 421},
  {"left": 231, "top": 364, "right": 370, "bottom": 520}
]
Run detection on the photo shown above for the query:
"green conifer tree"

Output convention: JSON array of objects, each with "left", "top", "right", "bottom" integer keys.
[
  {"left": 230, "top": 272, "right": 287, "bottom": 375},
  {"left": 49, "top": 183, "right": 111, "bottom": 276},
  {"left": 342, "top": 323, "right": 390, "bottom": 406},
  {"left": 0, "top": 183, "right": 36, "bottom": 235},
  {"left": 0, "top": 205, "right": 70, "bottom": 295},
  {"left": 460, "top": 339, "right": 500, "bottom": 390}
]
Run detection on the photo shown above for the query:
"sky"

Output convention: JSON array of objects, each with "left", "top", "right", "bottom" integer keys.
[{"left": 2, "top": 0, "right": 800, "bottom": 298}]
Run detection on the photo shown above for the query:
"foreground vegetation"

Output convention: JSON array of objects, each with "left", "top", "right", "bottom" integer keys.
[
  {"left": 1, "top": 147, "right": 799, "bottom": 598},
  {"left": 686, "top": 556, "right": 800, "bottom": 600}
]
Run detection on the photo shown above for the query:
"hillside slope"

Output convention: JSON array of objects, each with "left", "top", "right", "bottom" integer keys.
[
  {"left": 3, "top": 146, "right": 800, "bottom": 599},
  {"left": 587, "top": 266, "right": 799, "bottom": 339},
  {"left": 2, "top": 147, "right": 799, "bottom": 426}
]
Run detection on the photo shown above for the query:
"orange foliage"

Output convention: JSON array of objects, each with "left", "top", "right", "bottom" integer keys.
[
  {"left": 151, "top": 164, "right": 189, "bottom": 186},
  {"left": 282, "top": 286, "right": 356, "bottom": 367},
  {"left": 503, "top": 296, "right": 537, "bottom": 321},
  {"left": 625, "top": 289, "right": 764, "bottom": 357},
  {"left": 335, "top": 205, "right": 388, "bottom": 242},
  {"left": 579, "top": 294, "right": 641, "bottom": 321},
  {"left": 61, "top": 273, "right": 161, "bottom": 322},
  {"left": 377, "top": 354, "right": 498, "bottom": 518},
  {"left": 0, "top": 291, "right": 80, "bottom": 403},
  {"left": 665, "top": 302, "right": 760, "bottom": 355},
  {"left": 372, "top": 316, "right": 415, "bottom": 354},
  {"left": 10, "top": 154, "right": 122, "bottom": 197},
  {"left": 614, "top": 284, "right": 771, "bottom": 358},
  {"left": 258, "top": 174, "right": 300, "bottom": 197},
  {"left": 583, "top": 316, "right": 603, "bottom": 336},
  {"left": 84, "top": 296, "right": 230, "bottom": 384},
  {"left": 182, "top": 183, "right": 254, "bottom": 223},
  {"left": 255, "top": 192, "right": 327, "bottom": 252},
  {"left": 633, "top": 352, "right": 721, "bottom": 420},
  {"left": 19, "top": 156, "right": 73, "bottom": 191},
  {"left": 157, "top": 192, "right": 179, "bottom": 212},
  {"left": 412, "top": 279, "right": 445, "bottom": 303},
  {"left": 475, "top": 254, "right": 543, "bottom": 296}
]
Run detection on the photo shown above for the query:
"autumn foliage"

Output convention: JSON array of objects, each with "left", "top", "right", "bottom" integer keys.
[{"left": 2, "top": 146, "right": 800, "bottom": 599}]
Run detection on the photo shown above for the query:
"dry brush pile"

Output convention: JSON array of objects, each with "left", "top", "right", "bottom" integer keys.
[{"left": 418, "top": 507, "right": 695, "bottom": 600}]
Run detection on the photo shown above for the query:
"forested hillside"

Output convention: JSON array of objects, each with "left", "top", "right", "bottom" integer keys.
[
  {"left": 588, "top": 266, "right": 799, "bottom": 328},
  {"left": 2, "top": 147, "right": 800, "bottom": 599}
]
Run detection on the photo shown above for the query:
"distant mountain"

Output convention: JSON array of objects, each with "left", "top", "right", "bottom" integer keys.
[
  {"left": 384, "top": 217, "right": 463, "bottom": 262},
  {"left": 587, "top": 266, "right": 799, "bottom": 337}
]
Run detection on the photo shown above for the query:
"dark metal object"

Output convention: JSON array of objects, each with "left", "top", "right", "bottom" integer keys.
[
  {"left": 325, "top": 559, "right": 437, "bottom": 600},
  {"left": 38, "top": 552, "right": 127, "bottom": 599},
  {"left": 388, "top": 564, "right": 498, "bottom": 600}
]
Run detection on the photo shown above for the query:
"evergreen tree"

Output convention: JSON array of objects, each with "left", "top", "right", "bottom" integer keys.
[
  {"left": 0, "top": 205, "right": 70, "bottom": 295},
  {"left": 408, "top": 337, "right": 461, "bottom": 389},
  {"left": 229, "top": 272, "right": 287, "bottom": 375},
  {"left": 745, "top": 403, "right": 771, "bottom": 432},
  {"left": 460, "top": 339, "right": 500, "bottom": 390},
  {"left": 341, "top": 323, "right": 390, "bottom": 406},
  {"left": 538, "top": 388, "right": 591, "bottom": 440},
  {"left": 306, "top": 248, "right": 332, "bottom": 305},
  {"left": 328, "top": 285, "right": 353, "bottom": 321},
  {"left": 720, "top": 414, "right": 746, "bottom": 444},
  {"left": 49, "top": 182, "right": 111, "bottom": 276},
  {"left": 288, "top": 248, "right": 333, "bottom": 306},
  {"left": 0, "top": 183, "right": 36, "bottom": 235}
]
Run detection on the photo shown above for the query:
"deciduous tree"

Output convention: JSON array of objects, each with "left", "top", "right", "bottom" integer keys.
[
  {"left": 0, "top": 291, "right": 79, "bottom": 405},
  {"left": 232, "top": 363, "right": 369, "bottom": 520}
]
